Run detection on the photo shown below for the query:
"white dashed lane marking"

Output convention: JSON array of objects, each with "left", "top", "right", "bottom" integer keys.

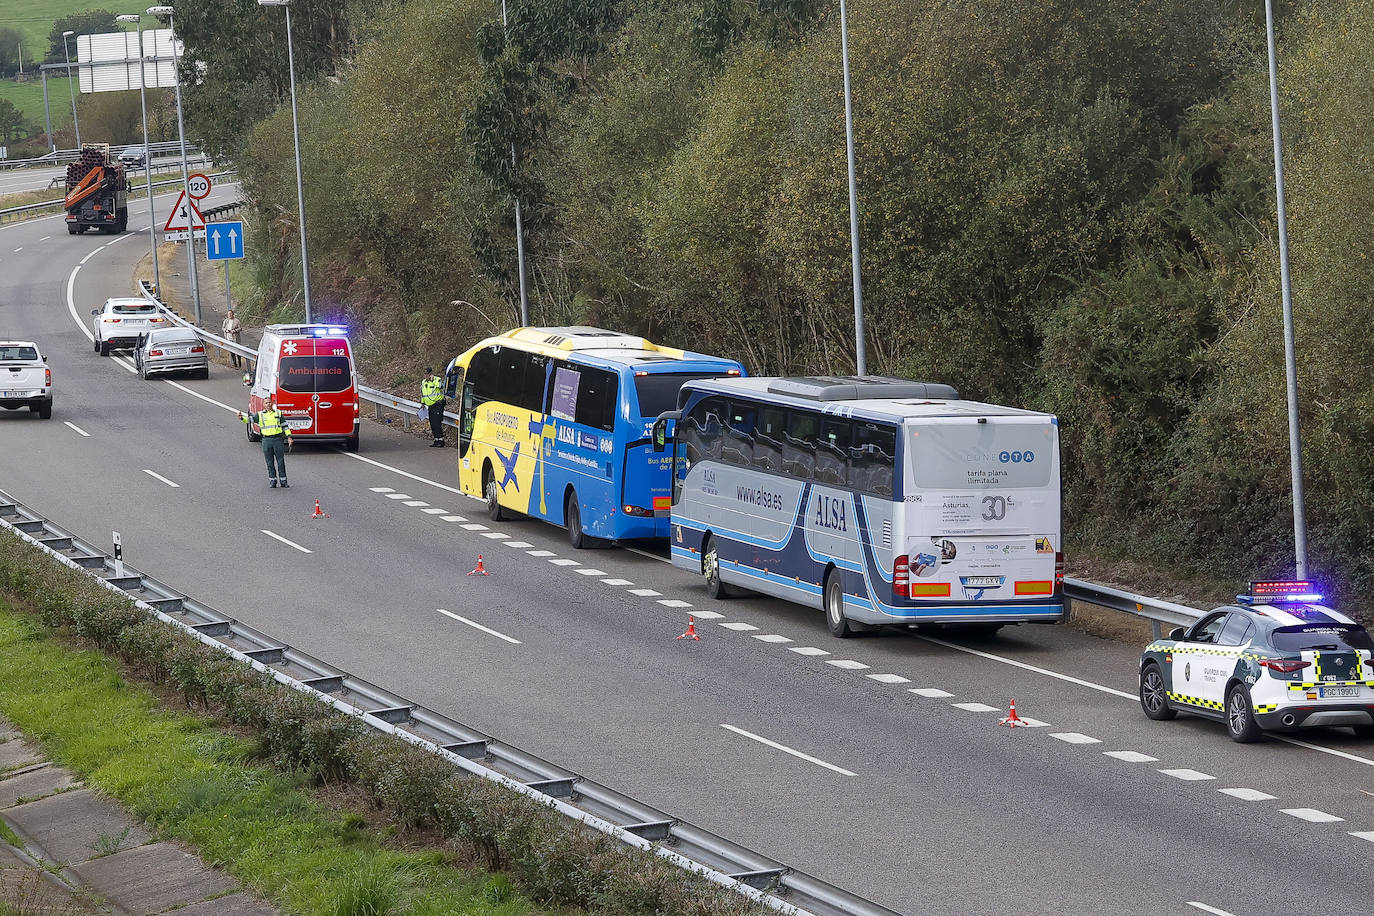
[
  {"left": 576, "top": 568, "right": 607, "bottom": 576},
  {"left": 1103, "top": 750, "right": 1158, "bottom": 763},
  {"left": 442, "top": 515, "right": 467, "bottom": 522},
  {"left": 481, "top": 531, "right": 508, "bottom": 539},
  {"left": 826, "top": 660, "right": 869, "bottom": 670},
  {"left": 262, "top": 530, "right": 311, "bottom": 554},
  {"left": 1281, "top": 808, "right": 1343, "bottom": 823},
  {"left": 1159, "top": 768, "right": 1215, "bottom": 782},
  {"left": 142, "top": 469, "right": 180, "bottom": 488},
  {"left": 549, "top": 558, "right": 580, "bottom": 566},
  {"left": 502, "top": 540, "right": 531, "bottom": 547},
  {"left": 910, "top": 688, "right": 953, "bottom": 698},
  {"left": 952, "top": 702, "right": 999, "bottom": 713},
  {"left": 1187, "top": 904, "right": 1238, "bottom": 916},
  {"left": 1051, "top": 733, "right": 1101, "bottom": 745},
  {"left": 63, "top": 421, "right": 91, "bottom": 437},
  {"left": 720, "top": 724, "right": 856, "bottom": 777},
  {"left": 369, "top": 486, "right": 393, "bottom": 492},
  {"left": 753, "top": 634, "right": 792, "bottom": 644},
  {"left": 1014, "top": 716, "right": 1051, "bottom": 727},
  {"left": 385, "top": 493, "right": 411, "bottom": 500},
  {"left": 421, "top": 508, "right": 448, "bottom": 514},
  {"left": 461, "top": 523, "right": 489, "bottom": 531},
  {"left": 601, "top": 578, "right": 633, "bottom": 586},
  {"left": 690, "top": 610, "right": 725, "bottom": 620},
  {"left": 628, "top": 588, "right": 661, "bottom": 596},
  {"left": 790, "top": 646, "right": 830, "bottom": 656},
  {"left": 1218, "top": 788, "right": 1276, "bottom": 801},
  {"left": 526, "top": 549, "right": 554, "bottom": 557},
  {"left": 404, "top": 500, "right": 428, "bottom": 506},
  {"left": 866, "top": 674, "right": 910, "bottom": 684},
  {"left": 1351, "top": 831, "right": 1374, "bottom": 842},
  {"left": 437, "top": 608, "right": 521, "bottom": 645},
  {"left": 658, "top": 599, "right": 692, "bottom": 608},
  {"left": 720, "top": 622, "right": 758, "bottom": 632}
]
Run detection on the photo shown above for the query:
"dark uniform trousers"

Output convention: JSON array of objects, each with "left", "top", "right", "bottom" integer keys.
[
  {"left": 428, "top": 399, "right": 446, "bottom": 443},
  {"left": 262, "top": 434, "right": 288, "bottom": 480}
]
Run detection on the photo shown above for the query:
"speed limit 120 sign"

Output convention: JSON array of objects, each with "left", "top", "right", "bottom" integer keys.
[{"left": 187, "top": 173, "right": 212, "bottom": 200}]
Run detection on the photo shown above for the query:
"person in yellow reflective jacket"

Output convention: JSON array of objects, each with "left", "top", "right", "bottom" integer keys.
[
  {"left": 420, "top": 367, "right": 446, "bottom": 448},
  {"left": 238, "top": 394, "right": 293, "bottom": 488}
]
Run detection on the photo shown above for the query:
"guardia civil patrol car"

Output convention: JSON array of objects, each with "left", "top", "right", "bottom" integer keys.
[{"left": 1139, "top": 581, "right": 1374, "bottom": 743}]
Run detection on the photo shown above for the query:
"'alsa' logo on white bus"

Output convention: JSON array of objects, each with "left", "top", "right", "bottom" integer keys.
[{"left": 814, "top": 494, "right": 847, "bottom": 532}]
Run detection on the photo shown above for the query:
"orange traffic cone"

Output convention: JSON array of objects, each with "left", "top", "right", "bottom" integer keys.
[
  {"left": 676, "top": 616, "right": 700, "bottom": 640},
  {"left": 1000, "top": 699, "right": 1027, "bottom": 727},
  {"left": 311, "top": 499, "right": 330, "bottom": 519},
  {"left": 467, "top": 555, "right": 489, "bottom": 577}
]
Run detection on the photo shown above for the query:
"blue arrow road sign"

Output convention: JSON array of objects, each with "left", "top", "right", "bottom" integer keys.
[{"left": 206, "top": 222, "right": 245, "bottom": 261}]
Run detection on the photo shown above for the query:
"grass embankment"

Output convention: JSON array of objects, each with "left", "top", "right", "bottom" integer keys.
[{"left": 0, "top": 528, "right": 767, "bottom": 916}]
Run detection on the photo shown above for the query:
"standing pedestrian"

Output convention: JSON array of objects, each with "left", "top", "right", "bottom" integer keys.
[
  {"left": 239, "top": 394, "right": 293, "bottom": 488},
  {"left": 222, "top": 309, "right": 243, "bottom": 368},
  {"left": 421, "top": 367, "right": 446, "bottom": 447}
]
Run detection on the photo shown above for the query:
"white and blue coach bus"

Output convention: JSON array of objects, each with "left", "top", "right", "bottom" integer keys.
[{"left": 653, "top": 376, "right": 1064, "bottom": 637}]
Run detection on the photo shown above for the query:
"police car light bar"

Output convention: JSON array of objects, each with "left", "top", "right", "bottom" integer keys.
[{"left": 1238, "top": 580, "right": 1323, "bottom": 604}]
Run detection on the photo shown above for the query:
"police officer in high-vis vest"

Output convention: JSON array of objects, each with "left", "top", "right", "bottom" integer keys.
[
  {"left": 421, "top": 367, "right": 446, "bottom": 447},
  {"left": 238, "top": 394, "right": 293, "bottom": 488}
]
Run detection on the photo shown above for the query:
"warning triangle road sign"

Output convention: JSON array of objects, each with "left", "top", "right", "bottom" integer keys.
[{"left": 162, "top": 190, "right": 207, "bottom": 232}]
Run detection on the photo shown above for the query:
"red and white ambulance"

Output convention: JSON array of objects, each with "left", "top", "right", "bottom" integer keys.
[{"left": 245, "top": 324, "right": 360, "bottom": 451}]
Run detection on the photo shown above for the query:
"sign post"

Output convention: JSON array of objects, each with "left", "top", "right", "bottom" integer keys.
[{"left": 112, "top": 531, "right": 123, "bottom": 578}]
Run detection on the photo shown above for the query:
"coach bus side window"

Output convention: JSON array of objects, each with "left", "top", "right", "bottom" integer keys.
[
  {"left": 815, "top": 419, "right": 851, "bottom": 486},
  {"left": 574, "top": 367, "right": 619, "bottom": 432},
  {"left": 522, "top": 354, "right": 550, "bottom": 412},
  {"left": 850, "top": 422, "right": 896, "bottom": 497},
  {"left": 782, "top": 411, "right": 818, "bottom": 479},
  {"left": 721, "top": 401, "right": 756, "bottom": 466},
  {"left": 754, "top": 406, "right": 785, "bottom": 472},
  {"left": 462, "top": 347, "right": 499, "bottom": 457}
]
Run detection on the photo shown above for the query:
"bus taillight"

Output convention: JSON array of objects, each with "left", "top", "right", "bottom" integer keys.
[
  {"left": 1055, "top": 552, "right": 1065, "bottom": 589},
  {"left": 893, "top": 555, "right": 909, "bottom": 598}
]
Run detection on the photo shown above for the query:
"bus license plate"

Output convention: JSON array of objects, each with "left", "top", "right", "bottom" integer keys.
[
  {"left": 963, "top": 576, "right": 1002, "bottom": 587},
  {"left": 1320, "top": 686, "right": 1358, "bottom": 698}
]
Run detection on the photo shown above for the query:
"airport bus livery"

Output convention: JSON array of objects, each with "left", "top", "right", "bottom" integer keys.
[
  {"left": 657, "top": 375, "right": 1064, "bottom": 636},
  {"left": 450, "top": 327, "right": 744, "bottom": 546}
]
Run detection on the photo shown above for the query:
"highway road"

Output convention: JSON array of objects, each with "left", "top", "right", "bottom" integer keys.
[
  {"left": 2, "top": 202, "right": 1372, "bottom": 916},
  {"left": 0, "top": 156, "right": 192, "bottom": 199}
]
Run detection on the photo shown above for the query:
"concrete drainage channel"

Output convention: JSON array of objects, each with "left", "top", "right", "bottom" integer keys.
[{"left": 0, "top": 491, "right": 899, "bottom": 916}]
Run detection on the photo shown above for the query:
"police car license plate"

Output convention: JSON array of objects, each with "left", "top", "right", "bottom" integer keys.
[
  {"left": 0, "top": 390, "right": 20, "bottom": 398},
  {"left": 1320, "top": 686, "right": 1358, "bottom": 698}
]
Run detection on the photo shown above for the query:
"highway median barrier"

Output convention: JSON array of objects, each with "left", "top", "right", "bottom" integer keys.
[{"left": 0, "top": 526, "right": 772, "bottom": 916}]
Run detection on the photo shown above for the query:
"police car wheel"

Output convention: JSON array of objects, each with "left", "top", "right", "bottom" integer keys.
[
  {"left": 1139, "top": 663, "right": 1176, "bottom": 720},
  {"left": 1226, "top": 684, "right": 1263, "bottom": 743}
]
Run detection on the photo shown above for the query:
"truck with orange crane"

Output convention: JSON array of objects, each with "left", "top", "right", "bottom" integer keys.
[{"left": 64, "top": 144, "right": 129, "bottom": 235}]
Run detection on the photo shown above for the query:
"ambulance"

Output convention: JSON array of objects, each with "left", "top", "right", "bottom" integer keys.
[{"left": 245, "top": 324, "right": 360, "bottom": 451}]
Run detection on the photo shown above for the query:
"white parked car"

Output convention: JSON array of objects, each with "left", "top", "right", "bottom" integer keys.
[
  {"left": 91, "top": 297, "right": 167, "bottom": 356},
  {"left": 0, "top": 341, "right": 53, "bottom": 419}
]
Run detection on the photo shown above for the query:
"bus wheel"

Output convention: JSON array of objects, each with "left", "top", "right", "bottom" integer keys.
[
  {"left": 702, "top": 535, "right": 732, "bottom": 600},
  {"left": 484, "top": 466, "right": 507, "bottom": 521},
  {"left": 566, "top": 493, "right": 592, "bottom": 549},
  {"left": 825, "top": 570, "right": 857, "bottom": 638}
]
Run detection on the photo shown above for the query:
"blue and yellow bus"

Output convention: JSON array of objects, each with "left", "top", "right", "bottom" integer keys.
[{"left": 450, "top": 327, "right": 744, "bottom": 547}]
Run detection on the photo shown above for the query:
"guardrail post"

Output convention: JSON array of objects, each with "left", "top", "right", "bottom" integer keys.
[{"left": 1151, "top": 620, "right": 1161, "bottom": 640}]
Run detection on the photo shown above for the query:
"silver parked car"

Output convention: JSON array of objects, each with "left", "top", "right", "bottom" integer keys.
[{"left": 134, "top": 327, "right": 209, "bottom": 380}]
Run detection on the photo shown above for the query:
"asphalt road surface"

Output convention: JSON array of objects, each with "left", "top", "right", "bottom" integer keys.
[{"left": 1, "top": 202, "right": 1372, "bottom": 916}]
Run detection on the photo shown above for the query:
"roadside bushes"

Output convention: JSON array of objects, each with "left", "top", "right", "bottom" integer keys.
[{"left": 0, "top": 528, "right": 766, "bottom": 916}]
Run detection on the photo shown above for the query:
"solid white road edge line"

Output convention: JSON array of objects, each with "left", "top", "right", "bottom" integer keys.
[
  {"left": 437, "top": 608, "right": 522, "bottom": 645},
  {"left": 719, "top": 723, "right": 856, "bottom": 776},
  {"left": 142, "top": 469, "right": 180, "bottom": 488},
  {"left": 62, "top": 421, "right": 90, "bottom": 437},
  {"left": 261, "top": 529, "right": 311, "bottom": 554},
  {"left": 918, "top": 634, "right": 1140, "bottom": 700}
]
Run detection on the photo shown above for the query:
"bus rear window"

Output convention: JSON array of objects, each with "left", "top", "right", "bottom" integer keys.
[
  {"left": 1270, "top": 625, "right": 1374, "bottom": 653},
  {"left": 909, "top": 421, "right": 1054, "bottom": 490},
  {"left": 280, "top": 356, "right": 352, "bottom": 393},
  {"left": 634, "top": 372, "right": 728, "bottom": 419}
]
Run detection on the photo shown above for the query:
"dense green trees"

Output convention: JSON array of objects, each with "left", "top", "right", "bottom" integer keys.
[{"left": 180, "top": 0, "right": 1374, "bottom": 602}]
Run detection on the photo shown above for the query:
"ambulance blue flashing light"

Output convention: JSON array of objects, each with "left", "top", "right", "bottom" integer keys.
[
  {"left": 309, "top": 325, "right": 347, "bottom": 337},
  {"left": 1237, "top": 580, "right": 1324, "bottom": 605}
]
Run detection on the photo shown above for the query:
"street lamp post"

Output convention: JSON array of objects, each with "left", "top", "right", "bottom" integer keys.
[
  {"left": 499, "top": 0, "right": 529, "bottom": 326},
  {"left": 838, "top": 0, "right": 866, "bottom": 376},
  {"left": 146, "top": 6, "right": 200, "bottom": 326},
  {"left": 1262, "top": 0, "right": 1309, "bottom": 577},
  {"left": 116, "top": 14, "right": 160, "bottom": 296},
  {"left": 61, "top": 31, "right": 81, "bottom": 149},
  {"left": 259, "top": 0, "right": 313, "bottom": 324}
]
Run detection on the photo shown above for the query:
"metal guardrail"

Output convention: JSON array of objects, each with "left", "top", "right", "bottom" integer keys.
[
  {"left": 0, "top": 162, "right": 225, "bottom": 223},
  {"left": 136, "top": 279, "right": 462, "bottom": 434},
  {"left": 0, "top": 142, "right": 199, "bottom": 171},
  {"left": 0, "top": 490, "right": 901, "bottom": 916},
  {"left": 1063, "top": 578, "right": 1202, "bottom": 637}
]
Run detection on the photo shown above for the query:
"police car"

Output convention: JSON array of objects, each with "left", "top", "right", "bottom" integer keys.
[{"left": 1139, "top": 581, "right": 1374, "bottom": 742}]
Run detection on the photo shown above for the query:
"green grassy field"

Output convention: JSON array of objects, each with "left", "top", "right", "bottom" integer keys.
[{"left": 0, "top": 0, "right": 135, "bottom": 131}]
